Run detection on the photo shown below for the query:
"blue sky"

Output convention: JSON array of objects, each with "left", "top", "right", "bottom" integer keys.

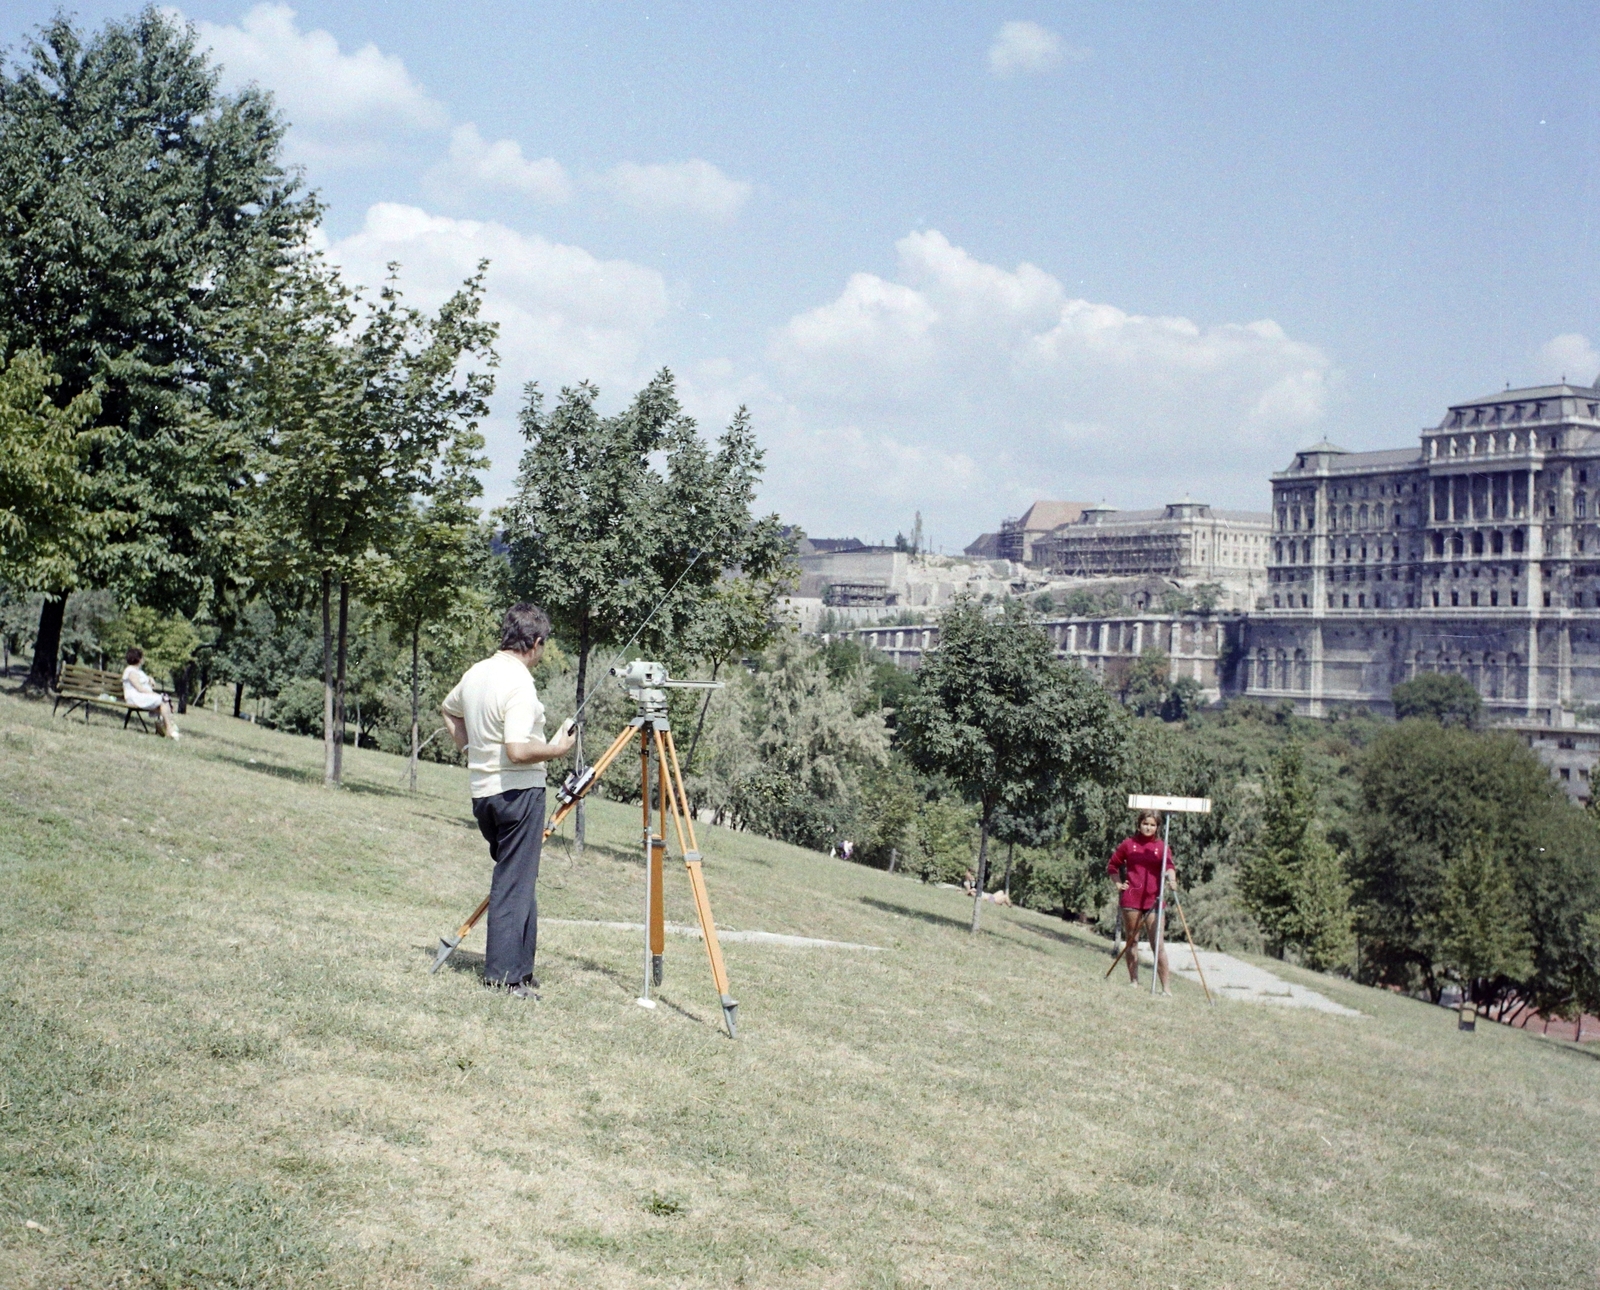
[{"left": 10, "top": 2, "right": 1600, "bottom": 550}]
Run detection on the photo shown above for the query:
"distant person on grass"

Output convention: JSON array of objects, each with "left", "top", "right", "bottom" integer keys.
[
  {"left": 1108, "top": 810, "right": 1177, "bottom": 995},
  {"left": 441, "top": 604, "right": 575, "bottom": 1000},
  {"left": 121, "top": 648, "right": 179, "bottom": 740}
]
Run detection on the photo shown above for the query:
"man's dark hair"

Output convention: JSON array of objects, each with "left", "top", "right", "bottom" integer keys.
[
  {"left": 501, "top": 603, "right": 551, "bottom": 652},
  {"left": 126, "top": 647, "right": 143, "bottom": 665}
]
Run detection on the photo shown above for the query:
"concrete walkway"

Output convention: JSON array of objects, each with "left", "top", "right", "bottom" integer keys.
[
  {"left": 543, "top": 918, "right": 886, "bottom": 951},
  {"left": 1129, "top": 942, "right": 1362, "bottom": 1016}
]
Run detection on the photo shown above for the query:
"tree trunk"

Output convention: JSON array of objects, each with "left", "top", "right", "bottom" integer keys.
[
  {"left": 573, "top": 614, "right": 590, "bottom": 855},
  {"left": 333, "top": 579, "right": 350, "bottom": 783},
  {"left": 25, "top": 593, "right": 66, "bottom": 692},
  {"left": 970, "top": 811, "right": 991, "bottom": 934},
  {"left": 322, "top": 571, "right": 336, "bottom": 786},
  {"left": 176, "top": 661, "right": 190, "bottom": 714},
  {"left": 233, "top": 681, "right": 244, "bottom": 719},
  {"left": 410, "top": 622, "right": 420, "bottom": 794},
  {"left": 887, "top": 846, "right": 898, "bottom": 874},
  {"left": 1003, "top": 841, "right": 1015, "bottom": 902}
]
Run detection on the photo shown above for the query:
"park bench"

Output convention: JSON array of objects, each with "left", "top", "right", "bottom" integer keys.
[{"left": 51, "top": 663, "right": 159, "bottom": 732}]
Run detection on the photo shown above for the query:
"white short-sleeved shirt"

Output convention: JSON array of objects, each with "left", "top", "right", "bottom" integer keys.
[{"left": 442, "top": 652, "right": 547, "bottom": 798}]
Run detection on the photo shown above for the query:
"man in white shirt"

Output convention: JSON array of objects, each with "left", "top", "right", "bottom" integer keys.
[{"left": 441, "top": 603, "right": 575, "bottom": 998}]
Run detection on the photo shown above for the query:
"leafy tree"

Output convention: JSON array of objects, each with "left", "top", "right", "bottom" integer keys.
[
  {"left": 1391, "top": 672, "right": 1483, "bottom": 728},
  {"left": 505, "top": 372, "right": 786, "bottom": 847},
  {"left": 1123, "top": 647, "right": 1170, "bottom": 716},
  {"left": 0, "top": 10, "right": 316, "bottom": 687},
  {"left": 0, "top": 350, "right": 103, "bottom": 645},
  {"left": 1162, "top": 675, "right": 1205, "bottom": 722},
  {"left": 1351, "top": 721, "right": 1582, "bottom": 999},
  {"left": 1240, "top": 743, "right": 1352, "bottom": 967},
  {"left": 236, "top": 258, "right": 496, "bottom": 783},
  {"left": 372, "top": 419, "right": 490, "bottom": 790},
  {"left": 854, "top": 754, "right": 923, "bottom": 870},
  {"left": 898, "top": 597, "right": 1123, "bottom": 932},
  {"left": 1435, "top": 840, "right": 1532, "bottom": 1009},
  {"left": 731, "top": 637, "right": 888, "bottom": 848}
]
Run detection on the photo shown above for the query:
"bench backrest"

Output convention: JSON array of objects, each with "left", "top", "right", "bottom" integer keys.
[{"left": 58, "top": 663, "right": 125, "bottom": 697}]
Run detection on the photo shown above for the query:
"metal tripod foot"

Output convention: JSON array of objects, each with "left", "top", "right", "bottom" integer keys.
[
  {"left": 430, "top": 935, "right": 461, "bottom": 974},
  {"left": 720, "top": 994, "right": 738, "bottom": 1038},
  {"left": 652, "top": 954, "right": 663, "bottom": 986}
]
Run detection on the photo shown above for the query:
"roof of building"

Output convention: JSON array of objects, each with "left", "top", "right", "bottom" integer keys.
[
  {"left": 1451, "top": 381, "right": 1600, "bottom": 409},
  {"left": 1277, "top": 445, "right": 1423, "bottom": 475},
  {"left": 1049, "top": 506, "right": 1269, "bottom": 530},
  {"left": 1014, "top": 499, "right": 1094, "bottom": 531}
]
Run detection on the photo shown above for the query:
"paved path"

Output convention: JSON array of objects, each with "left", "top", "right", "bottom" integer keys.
[
  {"left": 1129, "top": 942, "right": 1362, "bottom": 1016},
  {"left": 543, "top": 918, "right": 886, "bottom": 951}
]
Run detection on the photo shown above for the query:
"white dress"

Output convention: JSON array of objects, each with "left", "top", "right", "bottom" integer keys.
[{"left": 122, "top": 665, "right": 164, "bottom": 711}]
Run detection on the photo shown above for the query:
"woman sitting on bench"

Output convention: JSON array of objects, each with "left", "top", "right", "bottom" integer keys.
[{"left": 122, "top": 648, "right": 179, "bottom": 740}]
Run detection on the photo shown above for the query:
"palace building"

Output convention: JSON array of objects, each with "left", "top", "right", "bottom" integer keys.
[{"left": 1246, "top": 380, "right": 1600, "bottom": 719}]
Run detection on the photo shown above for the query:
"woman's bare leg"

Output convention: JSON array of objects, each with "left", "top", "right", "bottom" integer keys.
[{"left": 1121, "top": 908, "right": 1144, "bottom": 981}]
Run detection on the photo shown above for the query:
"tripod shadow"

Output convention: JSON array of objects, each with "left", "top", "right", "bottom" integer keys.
[
  {"left": 565, "top": 952, "right": 722, "bottom": 1032},
  {"left": 858, "top": 896, "right": 970, "bottom": 932},
  {"left": 419, "top": 944, "right": 485, "bottom": 977}
]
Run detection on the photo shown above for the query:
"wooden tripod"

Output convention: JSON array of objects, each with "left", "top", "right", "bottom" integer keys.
[{"left": 430, "top": 713, "right": 737, "bottom": 1038}]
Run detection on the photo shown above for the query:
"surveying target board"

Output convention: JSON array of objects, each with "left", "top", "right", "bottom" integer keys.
[{"left": 1127, "top": 794, "right": 1212, "bottom": 814}]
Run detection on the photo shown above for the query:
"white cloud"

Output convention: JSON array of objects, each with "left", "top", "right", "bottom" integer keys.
[
  {"left": 1534, "top": 333, "right": 1600, "bottom": 385},
  {"left": 328, "top": 204, "right": 672, "bottom": 500},
  {"left": 763, "top": 230, "right": 1333, "bottom": 539},
  {"left": 986, "top": 21, "right": 1085, "bottom": 77},
  {"left": 424, "top": 124, "right": 571, "bottom": 204},
  {"left": 604, "top": 160, "right": 752, "bottom": 220},
  {"left": 192, "top": 4, "right": 446, "bottom": 164}
]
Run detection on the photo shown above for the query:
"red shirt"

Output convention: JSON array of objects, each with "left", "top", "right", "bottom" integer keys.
[{"left": 1107, "top": 836, "right": 1175, "bottom": 911}]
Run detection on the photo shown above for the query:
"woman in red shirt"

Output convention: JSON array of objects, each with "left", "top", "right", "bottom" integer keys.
[{"left": 1106, "top": 811, "right": 1178, "bottom": 994}]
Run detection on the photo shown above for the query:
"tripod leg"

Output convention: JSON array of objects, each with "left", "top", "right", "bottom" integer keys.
[
  {"left": 684, "top": 858, "right": 737, "bottom": 1037},
  {"left": 649, "top": 836, "right": 665, "bottom": 986},
  {"left": 432, "top": 894, "right": 490, "bottom": 973},
  {"left": 1169, "top": 887, "right": 1214, "bottom": 1005},
  {"left": 662, "top": 730, "right": 700, "bottom": 855},
  {"left": 1104, "top": 908, "right": 1144, "bottom": 979},
  {"left": 638, "top": 729, "right": 656, "bottom": 1007}
]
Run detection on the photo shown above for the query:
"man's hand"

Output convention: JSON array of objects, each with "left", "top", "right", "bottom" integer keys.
[
  {"left": 441, "top": 709, "right": 469, "bottom": 752},
  {"left": 1116, "top": 880, "right": 1130, "bottom": 893},
  {"left": 505, "top": 718, "right": 577, "bottom": 766}
]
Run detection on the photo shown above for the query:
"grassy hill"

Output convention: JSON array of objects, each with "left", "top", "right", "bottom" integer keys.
[{"left": 0, "top": 690, "right": 1596, "bottom": 1289}]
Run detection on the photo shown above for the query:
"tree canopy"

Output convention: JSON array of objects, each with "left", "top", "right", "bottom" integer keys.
[
  {"left": 897, "top": 598, "right": 1123, "bottom": 931},
  {"left": 0, "top": 9, "right": 316, "bottom": 683}
]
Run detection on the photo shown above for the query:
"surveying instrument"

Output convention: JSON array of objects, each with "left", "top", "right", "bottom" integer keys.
[
  {"left": 431, "top": 660, "right": 741, "bottom": 1037},
  {"left": 1105, "top": 793, "right": 1215, "bottom": 1004}
]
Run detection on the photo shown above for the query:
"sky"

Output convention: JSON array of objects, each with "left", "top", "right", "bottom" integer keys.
[{"left": 9, "top": 2, "right": 1600, "bottom": 551}]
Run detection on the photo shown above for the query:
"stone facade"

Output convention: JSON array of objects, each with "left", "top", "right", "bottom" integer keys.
[
  {"left": 847, "top": 613, "right": 1241, "bottom": 700},
  {"left": 1247, "top": 380, "right": 1600, "bottom": 720},
  {"left": 1032, "top": 500, "right": 1271, "bottom": 585}
]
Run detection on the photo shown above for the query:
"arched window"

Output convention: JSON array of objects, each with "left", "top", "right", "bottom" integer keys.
[
  {"left": 1577, "top": 491, "right": 1588, "bottom": 519},
  {"left": 1302, "top": 539, "right": 1312, "bottom": 563},
  {"left": 1375, "top": 502, "right": 1386, "bottom": 527},
  {"left": 1359, "top": 504, "right": 1369, "bottom": 529},
  {"left": 1343, "top": 504, "right": 1353, "bottom": 529}
]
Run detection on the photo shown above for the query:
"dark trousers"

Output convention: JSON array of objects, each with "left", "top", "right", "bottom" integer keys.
[{"left": 470, "top": 787, "right": 546, "bottom": 986}]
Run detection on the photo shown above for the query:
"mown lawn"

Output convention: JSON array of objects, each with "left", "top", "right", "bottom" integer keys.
[{"left": 0, "top": 688, "right": 1596, "bottom": 1288}]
